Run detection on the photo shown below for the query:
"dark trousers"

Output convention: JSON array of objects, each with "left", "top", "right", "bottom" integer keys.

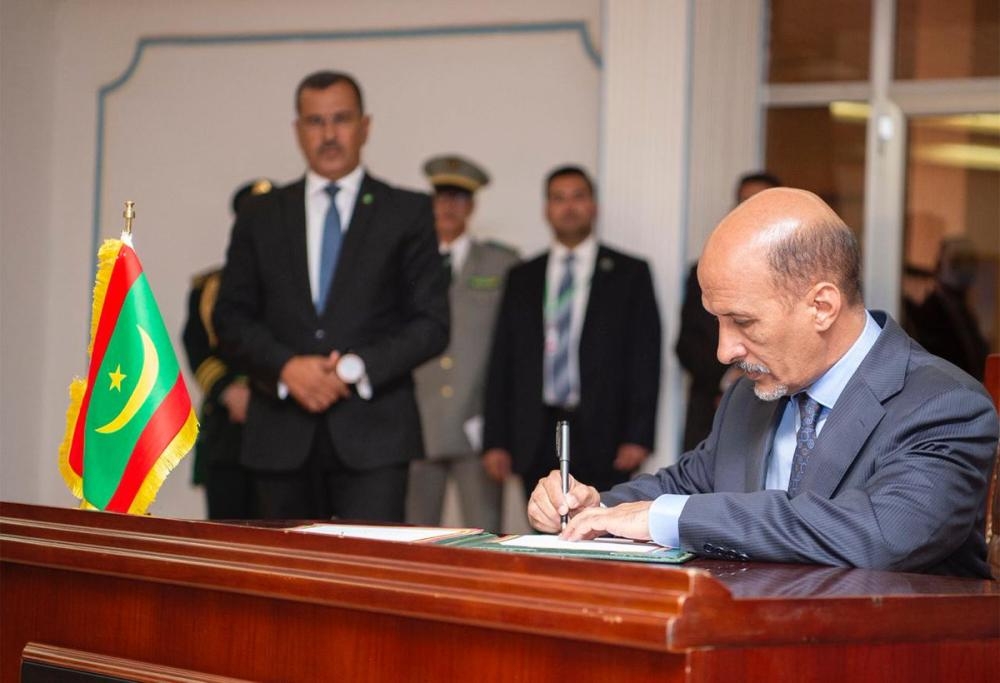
[
  {"left": 520, "top": 406, "right": 632, "bottom": 501},
  {"left": 253, "top": 423, "right": 408, "bottom": 522},
  {"left": 205, "top": 461, "right": 257, "bottom": 520}
]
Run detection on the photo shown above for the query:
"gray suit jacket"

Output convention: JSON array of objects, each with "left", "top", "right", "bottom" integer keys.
[
  {"left": 415, "top": 240, "right": 519, "bottom": 458},
  {"left": 604, "top": 312, "right": 999, "bottom": 578}
]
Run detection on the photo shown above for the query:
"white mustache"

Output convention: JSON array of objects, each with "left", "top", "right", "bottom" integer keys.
[{"left": 736, "top": 360, "right": 771, "bottom": 375}]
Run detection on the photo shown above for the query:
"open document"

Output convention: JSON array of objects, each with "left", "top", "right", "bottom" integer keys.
[
  {"left": 291, "top": 524, "right": 694, "bottom": 563},
  {"left": 483, "top": 534, "right": 694, "bottom": 564}
]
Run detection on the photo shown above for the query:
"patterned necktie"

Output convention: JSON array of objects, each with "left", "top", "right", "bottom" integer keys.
[
  {"left": 787, "top": 393, "right": 822, "bottom": 497},
  {"left": 549, "top": 253, "right": 576, "bottom": 407},
  {"left": 316, "top": 183, "right": 341, "bottom": 313},
  {"left": 441, "top": 250, "right": 453, "bottom": 287}
]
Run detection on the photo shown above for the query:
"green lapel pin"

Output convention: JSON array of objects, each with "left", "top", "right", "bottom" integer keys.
[{"left": 468, "top": 275, "right": 501, "bottom": 290}]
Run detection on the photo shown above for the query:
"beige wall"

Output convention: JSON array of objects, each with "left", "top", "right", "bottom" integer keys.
[{"left": 1, "top": 0, "right": 59, "bottom": 509}]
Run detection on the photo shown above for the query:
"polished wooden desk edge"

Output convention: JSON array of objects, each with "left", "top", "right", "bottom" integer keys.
[
  {"left": 1, "top": 501, "right": 713, "bottom": 653},
  {"left": 21, "top": 642, "right": 254, "bottom": 683},
  {"left": 3, "top": 501, "right": 997, "bottom": 654}
]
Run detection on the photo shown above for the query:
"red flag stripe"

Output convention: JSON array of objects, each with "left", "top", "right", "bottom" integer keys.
[
  {"left": 105, "top": 372, "right": 192, "bottom": 513},
  {"left": 89, "top": 245, "right": 143, "bottom": 382},
  {"left": 68, "top": 245, "right": 142, "bottom": 474}
]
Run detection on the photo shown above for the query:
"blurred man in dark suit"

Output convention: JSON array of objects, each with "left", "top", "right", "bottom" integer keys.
[
  {"left": 676, "top": 171, "right": 781, "bottom": 451},
  {"left": 214, "top": 71, "right": 449, "bottom": 521},
  {"left": 910, "top": 236, "right": 990, "bottom": 380},
  {"left": 484, "top": 165, "right": 661, "bottom": 500}
]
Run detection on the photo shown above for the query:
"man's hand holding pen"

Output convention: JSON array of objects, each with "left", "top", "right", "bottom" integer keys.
[
  {"left": 527, "top": 471, "right": 599, "bottom": 532},
  {"left": 527, "top": 471, "right": 654, "bottom": 542}
]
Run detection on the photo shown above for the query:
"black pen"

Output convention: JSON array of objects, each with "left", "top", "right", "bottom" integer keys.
[{"left": 556, "top": 420, "right": 570, "bottom": 529}]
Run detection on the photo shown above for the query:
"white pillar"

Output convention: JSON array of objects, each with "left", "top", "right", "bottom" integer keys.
[
  {"left": 600, "top": 0, "right": 692, "bottom": 469},
  {"left": 863, "top": 0, "right": 905, "bottom": 316},
  {"left": 687, "top": 0, "right": 766, "bottom": 261}
]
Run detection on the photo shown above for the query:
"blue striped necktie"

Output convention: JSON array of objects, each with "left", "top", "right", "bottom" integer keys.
[
  {"left": 316, "top": 183, "right": 341, "bottom": 313},
  {"left": 550, "top": 253, "right": 576, "bottom": 407},
  {"left": 787, "top": 393, "right": 821, "bottom": 497}
]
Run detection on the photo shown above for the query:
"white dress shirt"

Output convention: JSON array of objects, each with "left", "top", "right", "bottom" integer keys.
[
  {"left": 441, "top": 232, "right": 471, "bottom": 277},
  {"left": 764, "top": 311, "right": 881, "bottom": 489},
  {"left": 279, "top": 165, "right": 370, "bottom": 402},
  {"left": 305, "top": 165, "right": 364, "bottom": 305}
]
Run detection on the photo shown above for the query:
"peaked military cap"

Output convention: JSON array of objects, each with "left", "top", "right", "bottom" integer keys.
[{"left": 423, "top": 155, "right": 490, "bottom": 194}]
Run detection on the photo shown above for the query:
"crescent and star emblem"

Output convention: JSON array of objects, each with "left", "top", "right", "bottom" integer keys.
[{"left": 96, "top": 324, "right": 160, "bottom": 434}]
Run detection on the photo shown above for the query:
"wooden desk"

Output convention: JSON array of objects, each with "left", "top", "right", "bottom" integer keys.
[{"left": 2, "top": 502, "right": 997, "bottom": 682}]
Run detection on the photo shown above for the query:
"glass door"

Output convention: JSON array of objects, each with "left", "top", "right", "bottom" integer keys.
[
  {"left": 902, "top": 112, "right": 999, "bottom": 379},
  {"left": 763, "top": 0, "right": 999, "bottom": 370}
]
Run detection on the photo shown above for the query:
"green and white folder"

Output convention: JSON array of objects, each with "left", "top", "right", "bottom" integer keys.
[
  {"left": 467, "top": 534, "right": 695, "bottom": 564},
  {"left": 293, "top": 524, "right": 694, "bottom": 564}
]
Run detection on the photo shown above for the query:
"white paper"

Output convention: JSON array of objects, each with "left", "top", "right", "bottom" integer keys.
[
  {"left": 294, "top": 524, "right": 478, "bottom": 543},
  {"left": 463, "top": 414, "right": 484, "bottom": 452},
  {"left": 497, "top": 535, "right": 669, "bottom": 554}
]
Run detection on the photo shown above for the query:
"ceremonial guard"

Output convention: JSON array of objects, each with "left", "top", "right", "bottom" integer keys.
[
  {"left": 183, "top": 179, "right": 273, "bottom": 518},
  {"left": 407, "top": 155, "right": 519, "bottom": 532}
]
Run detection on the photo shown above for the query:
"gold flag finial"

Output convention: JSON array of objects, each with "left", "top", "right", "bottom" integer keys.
[{"left": 123, "top": 201, "right": 136, "bottom": 235}]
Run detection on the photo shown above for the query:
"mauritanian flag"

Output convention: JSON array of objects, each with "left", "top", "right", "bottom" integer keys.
[{"left": 58, "top": 232, "right": 198, "bottom": 514}]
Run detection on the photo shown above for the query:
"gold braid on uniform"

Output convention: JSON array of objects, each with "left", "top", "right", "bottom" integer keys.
[
  {"left": 199, "top": 273, "right": 222, "bottom": 348},
  {"left": 196, "top": 272, "right": 228, "bottom": 394},
  {"left": 195, "top": 357, "right": 228, "bottom": 395}
]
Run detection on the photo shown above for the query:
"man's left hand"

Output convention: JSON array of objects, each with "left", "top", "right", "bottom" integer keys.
[
  {"left": 220, "top": 380, "right": 251, "bottom": 424},
  {"left": 613, "top": 443, "right": 650, "bottom": 471},
  {"left": 559, "top": 501, "right": 654, "bottom": 542}
]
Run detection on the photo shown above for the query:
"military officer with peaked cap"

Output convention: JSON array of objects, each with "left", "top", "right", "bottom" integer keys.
[{"left": 406, "top": 155, "right": 519, "bottom": 532}]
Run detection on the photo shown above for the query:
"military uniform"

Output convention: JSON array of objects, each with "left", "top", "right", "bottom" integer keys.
[
  {"left": 406, "top": 155, "right": 518, "bottom": 532},
  {"left": 181, "top": 178, "right": 273, "bottom": 519},
  {"left": 182, "top": 267, "right": 256, "bottom": 518}
]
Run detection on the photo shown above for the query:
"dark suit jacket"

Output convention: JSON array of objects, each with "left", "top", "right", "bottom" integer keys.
[
  {"left": 213, "top": 173, "right": 449, "bottom": 472},
  {"left": 675, "top": 262, "right": 726, "bottom": 451},
  {"left": 605, "top": 312, "right": 999, "bottom": 578},
  {"left": 182, "top": 267, "right": 247, "bottom": 478},
  {"left": 910, "top": 285, "right": 989, "bottom": 381},
  {"left": 484, "top": 244, "right": 661, "bottom": 486}
]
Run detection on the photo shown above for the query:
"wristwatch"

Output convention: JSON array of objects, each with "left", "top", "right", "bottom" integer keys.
[{"left": 336, "top": 353, "right": 372, "bottom": 400}]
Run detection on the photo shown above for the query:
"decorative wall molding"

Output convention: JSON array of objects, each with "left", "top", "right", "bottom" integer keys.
[{"left": 91, "top": 21, "right": 602, "bottom": 277}]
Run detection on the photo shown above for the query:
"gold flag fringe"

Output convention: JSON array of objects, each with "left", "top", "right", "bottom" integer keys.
[
  {"left": 57, "top": 239, "right": 123, "bottom": 504},
  {"left": 87, "top": 239, "right": 124, "bottom": 357},
  {"left": 57, "top": 378, "right": 86, "bottom": 498},
  {"left": 127, "top": 408, "right": 199, "bottom": 515}
]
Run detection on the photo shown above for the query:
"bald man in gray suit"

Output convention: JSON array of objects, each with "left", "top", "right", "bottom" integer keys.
[
  {"left": 407, "top": 156, "right": 519, "bottom": 532},
  {"left": 529, "top": 188, "right": 998, "bottom": 578}
]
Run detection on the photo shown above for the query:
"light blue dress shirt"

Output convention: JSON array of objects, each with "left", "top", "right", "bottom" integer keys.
[{"left": 649, "top": 312, "right": 882, "bottom": 548}]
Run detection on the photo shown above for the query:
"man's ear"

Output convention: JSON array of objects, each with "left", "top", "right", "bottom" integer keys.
[
  {"left": 809, "top": 281, "right": 841, "bottom": 332},
  {"left": 360, "top": 114, "right": 371, "bottom": 144}
]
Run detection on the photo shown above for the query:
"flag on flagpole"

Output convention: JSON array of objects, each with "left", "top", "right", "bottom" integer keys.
[{"left": 58, "top": 231, "right": 198, "bottom": 514}]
